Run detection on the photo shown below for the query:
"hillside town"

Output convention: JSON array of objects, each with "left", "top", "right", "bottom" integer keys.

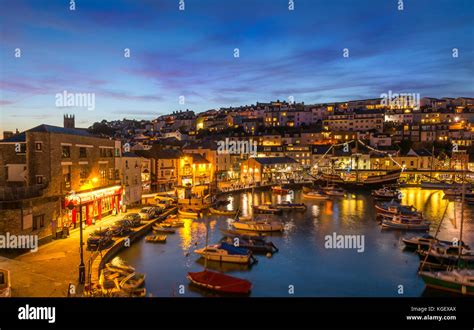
[{"left": 1, "top": 96, "right": 474, "bottom": 244}]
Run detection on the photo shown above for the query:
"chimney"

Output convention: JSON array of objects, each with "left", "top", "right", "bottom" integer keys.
[
  {"left": 64, "top": 114, "right": 75, "bottom": 128},
  {"left": 3, "top": 131, "right": 14, "bottom": 140}
]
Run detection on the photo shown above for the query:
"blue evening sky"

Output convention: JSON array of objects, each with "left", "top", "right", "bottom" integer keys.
[{"left": 0, "top": 0, "right": 473, "bottom": 131}]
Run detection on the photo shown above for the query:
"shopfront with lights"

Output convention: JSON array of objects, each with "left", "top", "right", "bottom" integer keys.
[{"left": 64, "top": 185, "right": 123, "bottom": 227}]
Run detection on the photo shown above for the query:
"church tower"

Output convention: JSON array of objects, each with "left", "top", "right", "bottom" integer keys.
[{"left": 64, "top": 114, "right": 75, "bottom": 128}]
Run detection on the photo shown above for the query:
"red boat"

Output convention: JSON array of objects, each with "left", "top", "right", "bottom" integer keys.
[
  {"left": 271, "top": 185, "right": 289, "bottom": 194},
  {"left": 187, "top": 270, "right": 252, "bottom": 294}
]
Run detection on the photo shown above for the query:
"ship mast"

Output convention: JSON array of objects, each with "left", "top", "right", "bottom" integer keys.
[{"left": 458, "top": 157, "right": 465, "bottom": 266}]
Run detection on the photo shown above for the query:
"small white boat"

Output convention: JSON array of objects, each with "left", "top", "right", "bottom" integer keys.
[
  {"left": 209, "top": 207, "right": 237, "bottom": 216},
  {"left": 233, "top": 220, "right": 284, "bottom": 232},
  {"left": 145, "top": 235, "right": 167, "bottom": 243},
  {"left": 0, "top": 269, "right": 11, "bottom": 297},
  {"left": 194, "top": 243, "right": 253, "bottom": 264},
  {"left": 271, "top": 185, "right": 290, "bottom": 194},
  {"left": 275, "top": 202, "right": 307, "bottom": 211},
  {"left": 253, "top": 204, "right": 282, "bottom": 214},
  {"left": 178, "top": 209, "right": 201, "bottom": 218},
  {"left": 324, "top": 187, "right": 346, "bottom": 197},
  {"left": 118, "top": 272, "right": 146, "bottom": 292},
  {"left": 381, "top": 214, "right": 430, "bottom": 231},
  {"left": 372, "top": 187, "right": 401, "bottom": 200},
  {"left": 302, "top": 191, "right": 329, "bottom": 200}
]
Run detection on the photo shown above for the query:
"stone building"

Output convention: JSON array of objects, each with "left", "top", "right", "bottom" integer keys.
[{"left": 0, "top": 124, "right": 122, "bottom": 243}]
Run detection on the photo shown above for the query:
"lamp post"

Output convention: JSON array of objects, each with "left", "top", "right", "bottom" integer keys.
[{"left": 67, "top": 191, "right": 85, "bottom": 284}]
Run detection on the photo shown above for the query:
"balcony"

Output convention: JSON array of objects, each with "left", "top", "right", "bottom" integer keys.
[{"left": 0, "top": 183, "right": 49, "bottom": 201}]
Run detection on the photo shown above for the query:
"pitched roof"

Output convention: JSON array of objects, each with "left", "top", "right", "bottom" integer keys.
[
  {"left": 0, "top": 124, "right": 92, "bottom": 143},
  {"left": 0, "top": 132, "right": 26, "bottom": 143},
  {"left": 28, "top": 124, "right": 92, "bottom": 137},
  {"left": 184, "top": 153, "right": 210, "bottom": 164},
  {"left": 136, "top": 145, "right": 183, "bottom": 159},
  {"left": 122, "top": 152, "right": 141, "bottom": 158}
]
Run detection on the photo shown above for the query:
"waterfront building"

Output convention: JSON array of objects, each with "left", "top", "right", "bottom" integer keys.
[
  {"left": 120, "top": 152, "right": 144, "bottom": 208},
  {"left": 323, "top": 109, "right": 384, "bottom": 133},
  {"left": 135, "top": 147, "right": 182, "bottom": 192},
  {"left": 240, "top": 156, "right": 300, "bottom": 185},
  {"left": 0, "top": 124, "right": 122, "bottom": 242}
]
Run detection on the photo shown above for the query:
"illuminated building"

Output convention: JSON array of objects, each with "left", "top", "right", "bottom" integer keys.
[{"left": 0, "top": 123, "right": 122, "bottom": 241}]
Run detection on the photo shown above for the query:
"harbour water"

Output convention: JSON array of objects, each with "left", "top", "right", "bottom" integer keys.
[{"left": 117, "top": 188, "right": 474, "bottom": 297}]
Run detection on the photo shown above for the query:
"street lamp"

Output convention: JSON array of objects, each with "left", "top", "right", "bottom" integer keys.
[{"left": 67, "top": 190, "right": 86, "bottom": 285}]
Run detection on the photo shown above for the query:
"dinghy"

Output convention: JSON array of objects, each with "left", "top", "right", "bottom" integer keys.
[
  {"left": 253, "top": 204, "right": 282, "bottom": 215},
  {"left": 381, "top": 214, "right": 430, "bottom": 231},
  {"left": 271, "top": 185, "right": 290, "bottom": 195},
  {"left": 187, "top": 270, "right": 252, "bottom": 294},
  {"left": 323, "top": 186, "right": 346, "bottom": 196},
  {"left": 275, "top": 202, "right": 307, "bottom": 211},
  {"left": 209, "top": 207, "right": 237, "bottom": 216},
  {"left": 194, "top": 242, "right": 255, "bottom": 264},
  {"left": 220, "top": 236, "right": 278, "bottom": 254},
  {"left": 118, "top": 272, "right": 146, "bottom": 291},
  {"left": 178, "top": 209, "right": 202, "bottom": 218},
  {"left": 372, "top": 186, "right": 401, "bottom": 200},
  {"left": 145, "top": 235, "right": 167, "bottom": 243},
  {"left": 152, "top": 225, "right": 176, "bottom": 234},
  {"left": 302, "top": 190, "right": 329, "bottom": 200},
  {"left": 402, "top": 234, "right": 469, "bottom": 250},
  {"left": 233, "top": 219, "right": 284, "bottom": 232}
]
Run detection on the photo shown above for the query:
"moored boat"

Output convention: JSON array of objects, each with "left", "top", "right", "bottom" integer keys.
[
  {"left": 322, "top": 185, "right": 346, "bottom": 196},
  {"left": 194, "top": 242, "right": 256, "bottom": 264},
  {"left": 271, "top": 185, "right": 290, "bottom": 195},
  {"left": 253, "top": 204, "right": 282, "bottom": 215},
  {"left": 302, "top": 190, "right": 329, "bottom": 200},
  {"left": 402, "top": 234, "right": 469, "bottom": 250},
  {"left": 152, "top": 225, "right": 176, "bottom": 234},
  {"left": 275, "top": 201, "right": 307, "bottom": 211},
  {"left": 375, "top": 201, "right": 422, "bottom": 220},
  {"left": 220, "top": 236, "right": 278, "bottom": 254},
  {"left": 105, "top": 259, "right": 135, "bottom": 275},
  {"left": 371, "top": 186, "right": 401, "bottom": 200},
  {"left": 178, "top": 209, "right": 202, "bottom": 218},
  {"left": 163, "top": 217, "right": 185, "bottom": 227},
  {"left": 145, "top": 235, "right": 167, "bottom": 243},
  {"left": 418, "top": 245, "right": 474, "bottom": 269},
  {"left": 187, "top": 270, "right": 252, "bottom": 294},
  {"left": 381, "top": 214, "right": 430, "bottom": 231},
  {"left": 118, "top": 272, "right": 146, "bottom": 291},
  {"left": 419, "top": 269, "right": 474, "bottom": 295},
  {"left": 233, "top": 219, "right": 284, "bottom": 232},
  {"left": 209, "top": 207, "right": 237, "bottom": 216}
]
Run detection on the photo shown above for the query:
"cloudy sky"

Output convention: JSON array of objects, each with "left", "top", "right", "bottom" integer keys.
[{"left": 0, "top": 0, "right": 473, "bottom": 132}]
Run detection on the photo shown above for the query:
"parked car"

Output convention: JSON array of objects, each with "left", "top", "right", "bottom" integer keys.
[
  {"left": 87, "top": 235, "right": 113, "bottom": 251},
  {"left": 108, "top": 220, "right": 133, "bottom": 236},
  {"left": 138, "top": 207, "right": 154, "bottom": 220},
  {"left": 122, "top": 213, "right": 142, "bottom": 227},
  {"left": 156, "top": 203, "right": 168, "bottom": 211}
]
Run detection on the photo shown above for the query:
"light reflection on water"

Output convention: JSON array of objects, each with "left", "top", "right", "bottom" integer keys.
[{"left": 117, "top": 188, "right": 474, "bottom": 297}]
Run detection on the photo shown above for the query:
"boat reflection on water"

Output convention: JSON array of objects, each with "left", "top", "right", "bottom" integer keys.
[
  {"left": 195, "top": 258, "right": 255, "bottom": 272},
  {"left": 117, "top": 188, "right": 473, "bottom": 297}
]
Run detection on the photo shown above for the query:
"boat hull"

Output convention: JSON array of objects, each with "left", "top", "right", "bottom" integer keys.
[
  {"left": 195, "top": 252, "right": 250, "bottom": 264},
  {"left": 381, "top": 220, "right": 429, "bottom": 231},
  {"left": 233, "top": 221, "right": 284, "bottom": 232},
  {"left": 187, "top": 270, "right": 252, "bottom": 294},
  {"left": 420, "top": 272, "right": 474, "bottom": 296}
]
